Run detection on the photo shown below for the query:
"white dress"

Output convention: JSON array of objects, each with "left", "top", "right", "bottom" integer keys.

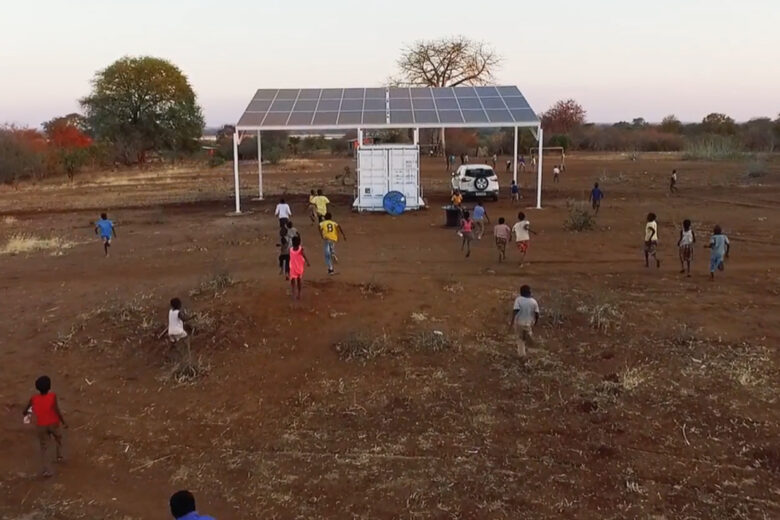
[{"left": 168, "top": 309, "right": 187, "bottom": 340}]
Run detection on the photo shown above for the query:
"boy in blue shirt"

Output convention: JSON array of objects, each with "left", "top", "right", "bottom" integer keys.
[
  {"left": 169, "top": 490, "right": 215, "bottom": 520},
  {"left": 510, "top": 180, "right": 520, "bottom": 204},
  {"left": 472, "top": 201, "right": 490, "bottom": 239},
  {"left": 705, "top": 225, "right": 730, "bottom": 281},
  {"left": 94, "top": 213, "right": 116, "bottom": 257},
  {"left": 589, "top": 182, "right": 604, "bottom": 214}
]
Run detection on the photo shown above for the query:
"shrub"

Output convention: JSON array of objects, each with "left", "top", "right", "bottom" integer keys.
[
  {"left": 208, "top": 155, "right": 225, "bottom": 168},
  {"left": 745, "top": 158, "right": 768, "bottom": 178},
  {"left": 547, "top": 134, "right": 571, "bottom": 150},
  {"left": 264, "top": 146, "right": 283, "bottom": 165},
  {"left": 564, "top": 201, "right": 595, "bottom": 231}
]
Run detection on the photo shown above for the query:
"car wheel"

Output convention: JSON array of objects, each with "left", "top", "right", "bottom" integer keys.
[{"left": 474, "top": 177, "right": 489, "bottom": 191}]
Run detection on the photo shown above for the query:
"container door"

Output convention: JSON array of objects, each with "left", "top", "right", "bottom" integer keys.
[
  {"left": 357, "top": 148, "right": 388, "bottom": 209},
  {"left": 388, "top": 147, "right": 420, "bottom": 207}
]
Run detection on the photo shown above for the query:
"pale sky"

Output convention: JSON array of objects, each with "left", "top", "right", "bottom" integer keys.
[{"left": 1, "top": 0, "right": 778, "bottom": 128}]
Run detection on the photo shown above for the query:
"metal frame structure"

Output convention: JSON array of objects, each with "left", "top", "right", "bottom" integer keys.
[{"left": 233, "top": 86, "right": 545, "bottom": 213}]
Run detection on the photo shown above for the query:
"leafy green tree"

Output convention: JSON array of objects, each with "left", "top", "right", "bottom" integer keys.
[
  {"left": 80, "top": 56, "right": 204, "bottom": 165},
  {"left": 541, "top": 99, "right": 587, "bottom": 134}
]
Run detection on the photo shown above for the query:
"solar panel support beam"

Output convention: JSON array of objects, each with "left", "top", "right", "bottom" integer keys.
[
  {"left": 513, "top": 126, "right": 518, "bottom": 185},
  {"left": 536, "top": 127, "right": 543, "bottom": 209},
  {"left": 233, "top": 131, "right": 241, "bottom": 213},
  {"left": 254, "top": 130, "right": 264, "bottom": 200},
  {"left": 413, "top": 128, "right": 419, "bottom": 145}
]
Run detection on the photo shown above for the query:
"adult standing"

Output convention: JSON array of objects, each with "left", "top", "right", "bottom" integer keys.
[{"left": 274, "top": 198, "right": 292, "bottom": 228}]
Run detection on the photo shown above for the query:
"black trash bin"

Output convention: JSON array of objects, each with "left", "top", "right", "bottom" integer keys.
[{"left": 443, "top": 205, "right": 461, "bottom": 227}]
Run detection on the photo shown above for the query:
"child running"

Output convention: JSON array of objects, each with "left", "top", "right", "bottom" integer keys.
[
  {"left": 644, "top": 213, "right": 660, "bottom": 268},
  {"left": 311, "top": 189, "right": 330, "bottom": 223},
  {"left": 289, "top": 235, "right": 311, "bottom": 299},
  {"left": 510, "top": 180, "right": 520, "bottom": 204},
  {"left": 678, "top": 219, "right": 696, "bottom": 276},
  {"left": 507, "top": 284, "right": 540, "bottom": 358},
  {"left": 277, "top": 228, "right": 291, "bottom": 279},
  {"left": 670, "top": 169, "right": 678, "bottom": 193},
  {"left": 274, "top": 198, "right": 292, "bottom": 229},
  {"left": 459, "top": 210, "right": 474, "bottom": 258},
  {"left": 493, "top": 217, "right": 511, "bottom": 262},
  {"left": 94, "top": 212, "right": 116, "bottom": 257},
  {"left": 589, "top": 182, "right": 604, "bottom": 214},
  {"left": 23, "top": 376, "right": 67, "bottom": 477},
  {"left": 472, "top": 201, "right": 490, "bottom": 239},
  {"left": 553, "top": 165, "right": 561, "bottom": 183},
  {"left": 705, "top": 225, "right": 730, "bottom": 281},
  {"left": 308, "top": 190, "right": 317, "bottom": 225},
  {"left": 319, "top": 212, "right": 346, "bottom": 275},
  {"left": 512, "top": 212, "right": 535, "bottom": 266},
  {"left": 167, "top": 297, "right": 190, "bottom": 344}
]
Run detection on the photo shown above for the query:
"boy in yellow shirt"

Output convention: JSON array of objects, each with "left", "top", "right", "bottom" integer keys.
[
  {"left": 311, "top": 189, "right": 330, "bottom": 222},
  {"left": 319, "top": 212, "right": 347, "bottom": 275}
]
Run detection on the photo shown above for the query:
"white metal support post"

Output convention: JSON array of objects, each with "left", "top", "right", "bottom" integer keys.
[
  {"left": 512, "top": 126, "right": 518, "bottom": 184},
  {"left": 232, "top": 131, "right": 241, "bottom": 213},
  {"left": 256, "top": 130, "right": 263, "bottom": 200},
  {"left": 357, "top": 128, "right": 363, "bottom": 149},
  {"left": 413, "top": 128, "right": 419, "bottom": 146},
  {"left": 536, "top": 127, "right": 544, "bottom": 209}
]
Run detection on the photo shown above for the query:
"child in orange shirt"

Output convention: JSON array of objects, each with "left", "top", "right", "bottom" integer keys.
[{"left": 24, "top": 376, "right": 67, "bottom": 477}]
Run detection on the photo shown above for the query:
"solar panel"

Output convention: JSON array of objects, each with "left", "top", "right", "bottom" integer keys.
[{"left": 238, "top": 86, "right": 538, "bottom": 129}]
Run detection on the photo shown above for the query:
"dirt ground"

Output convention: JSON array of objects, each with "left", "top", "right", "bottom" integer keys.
[{"left": 0, "top": 152, "right": 778, "bottom": 519}]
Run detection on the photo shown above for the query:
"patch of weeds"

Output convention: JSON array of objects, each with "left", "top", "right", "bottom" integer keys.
[
  {"left": 744, "top": 158, "right": 767, "bottom": 179},
  {"left": 0, "top": 234, "right": 75, "bottom": 255},
  {"left": 564, "top": 200, "right": 595, "bottom": 231},
  {"left": 443, "top": 282, "right": 463, "bottom": 293},
  {"left": 359, "top": 281, "right": 385, "bottom": 297},
  {"left": 406, "top": 330, "right": 450, "bottom": 353},
  {"left": 190, "top": 271, "right": 234, "bottom": 297},
  {"left": 543, "top": 289, "right": 576, "bottom": 328},
  {"left": 334, "top": 332, "right": 393, "bottom": 362},
  {"left": 168, "top": 341, "right": 210, "bottom": 384},
  {"left": 577, "top": 292, "right": 624, "bottom": 332},
  {"left": 2, "top": 215, "right": 18, "bottom": 225}
]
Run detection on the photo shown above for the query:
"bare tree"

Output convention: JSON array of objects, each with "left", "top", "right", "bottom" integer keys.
[{"left": 394, "top": 36, "right": 501, "bottom": 155}]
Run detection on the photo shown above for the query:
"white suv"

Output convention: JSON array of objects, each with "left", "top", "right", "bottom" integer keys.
[{"left": 451, "top": 164, "right": 499, "bottom": 200}]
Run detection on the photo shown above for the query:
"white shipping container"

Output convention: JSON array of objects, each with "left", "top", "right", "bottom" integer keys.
[{"left": 353, "top": 145, "right": 424, "bottom": 212}]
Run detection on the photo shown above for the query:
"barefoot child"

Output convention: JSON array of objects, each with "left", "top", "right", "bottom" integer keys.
[
  {"left": 94, "top": 213, "right": 116, "bottom": 257},
  {"left": 289, "top": 235, "right": 310, "bottom": 299},
  {"left": 23, "top": 376, "right": 67, "bottom": 477},
  {"left": 308, "top": 190, "right": 317, "bottom": 225},
  {"left": 512, "top": 212, "right": 536, "bottom": 266},
  {"left": 459, "top": 210, "right": 474, "bottom": 258},
  {"left": 472, "top": 201, "right": 490, "bottom": 239},
  {"left": 644, "top": 213, "right": 660, "bottom": 268},
  {"left": 274, "top": 198, "right": 292, "bottom": 229},
  {"left": 312, "top": 189, "right": 330, "bottom": 223},
  {"left": 678, "top": 219, "right": 695, "bottom": 276},
  {"left": 507, "top": 285, "right": 539, "bottom": 357},
  {"left": 705, "top": 225, "right": 730, "bottom": 281},
  {"left": 670, "top": 169, "right": 678, "bottom": 193},
  {"left": 553, "top": 165, "right": 561, "bottom": 183},
  {"left": 493, "top": 217, "right": 511, "bottom": 262}
]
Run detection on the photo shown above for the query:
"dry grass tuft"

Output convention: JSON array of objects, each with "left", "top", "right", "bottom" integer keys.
[
  {"left": 359, "top": 281, "right": 385, "bottom": 297},
  {"left": 2, "top": 215, "right": 18, "bottom": 224},
  {"left": 334, "top": 332, "right": 393, "bottom": 362},
  {"left": 167, "top": 342, "right": 210, "bottom": 384},
  {"left": 542, "top": 289, "right": 576, "bottom": 328},
  {"left": 0, "top": 234, "right": 75, "bottom": 255},
  {"left": 619, "top": 366, "right": 648, "bottom": 391},
  {"left": 577, "top": 293, "right": 624, "bottom": 332}
]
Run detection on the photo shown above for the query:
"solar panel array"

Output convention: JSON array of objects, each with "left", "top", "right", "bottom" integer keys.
[{"left": 236, "top": 86, "right": 537, "bottom": 129}]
